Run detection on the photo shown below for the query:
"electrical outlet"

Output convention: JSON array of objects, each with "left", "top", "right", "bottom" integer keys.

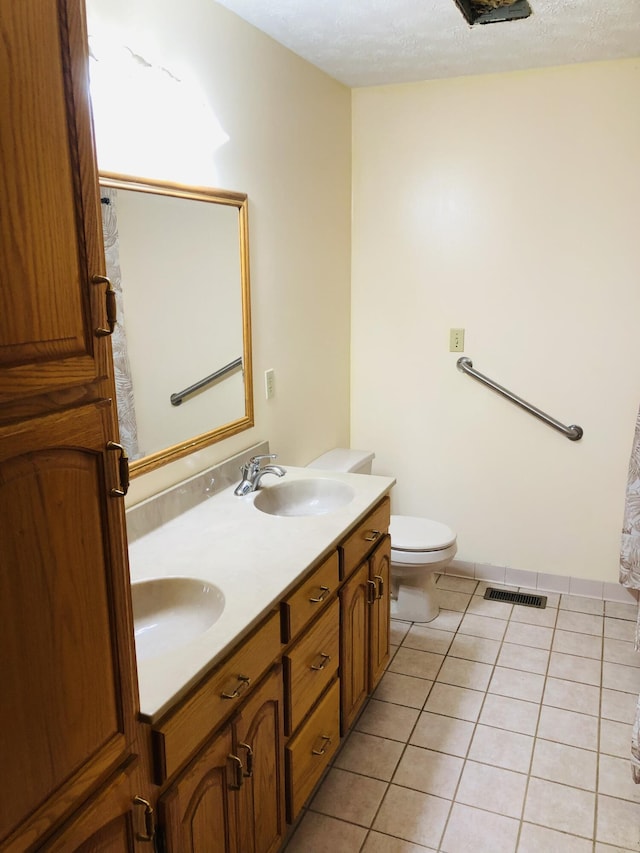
[
  {"left": 449, "top": 328, "right": 465, "bottom": 352},
  {"left": 264, "top": 368, "right": 275, "bottom": 399}
]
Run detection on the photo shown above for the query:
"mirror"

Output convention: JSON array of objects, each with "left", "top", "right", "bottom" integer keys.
[{"left": 99, "top": 173, "right": 253, "bottom": 476}]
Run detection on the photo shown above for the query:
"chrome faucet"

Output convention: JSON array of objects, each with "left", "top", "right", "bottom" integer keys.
[{"left": 234, "top": 454, "right": 286, "bottom": 496}]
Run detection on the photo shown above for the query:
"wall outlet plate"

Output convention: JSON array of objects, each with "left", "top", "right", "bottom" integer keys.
[{"left": 449, "top": 328, "right": 465, "bottom": 352}]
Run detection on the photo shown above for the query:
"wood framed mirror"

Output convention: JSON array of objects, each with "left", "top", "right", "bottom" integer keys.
[{"left": 99, "top": 173, "right": 253, "bottom": 477}]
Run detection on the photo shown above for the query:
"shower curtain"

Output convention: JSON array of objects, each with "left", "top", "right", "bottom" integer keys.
[{"left": 620, "top": 403, "right": 640, "bottom": 782}]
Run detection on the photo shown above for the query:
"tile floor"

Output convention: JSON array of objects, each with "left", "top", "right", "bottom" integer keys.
[{"left": 283, "top": 575, "right": 640, "bottom": 853}]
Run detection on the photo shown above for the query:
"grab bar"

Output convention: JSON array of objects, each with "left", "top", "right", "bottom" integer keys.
[
  {"left": 170, "top": 357, "right": 243, "bottom": 406},
  {"left": 457, "top": 357, "right": 583, "bottom": 441}
]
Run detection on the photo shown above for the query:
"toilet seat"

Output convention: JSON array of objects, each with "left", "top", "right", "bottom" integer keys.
[{"left": 390, "top": 515, "right": 456, "bottom": 552}]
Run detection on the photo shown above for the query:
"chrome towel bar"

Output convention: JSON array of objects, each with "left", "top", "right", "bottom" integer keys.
[
  {"left": 170, "top": 356, "right": 243, "bottom": 406},
  {"left": 457, "top": 357, "right": 583, "bottom": 441}
]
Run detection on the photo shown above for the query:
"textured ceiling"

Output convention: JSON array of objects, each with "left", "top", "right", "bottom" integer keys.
[{"left": 213, "top": 0, "right": 640, "bottom": 87}]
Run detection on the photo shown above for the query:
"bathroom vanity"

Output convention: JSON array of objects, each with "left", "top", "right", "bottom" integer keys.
[{"left": 127, "top": 468, "right": 394, "bottom": 850}]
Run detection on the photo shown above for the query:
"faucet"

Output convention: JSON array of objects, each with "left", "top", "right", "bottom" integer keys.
[{"left": 234, "top": 454, "right": 286, "bottom": 496}]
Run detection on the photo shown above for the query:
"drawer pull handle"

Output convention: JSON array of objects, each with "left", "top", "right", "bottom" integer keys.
[
  {"left": 107, "top": 441, "right": 130, "bottom": 497},
  {"left": 309, "top": 585, "right": 330, "bottom": 603},
  {"left": 367, "top": 579, "right": 377, "bottom": 605},
  {"left": 374, "top": 574, "right": 384, "bottom": 600},
  {"left": 221, "top": 674, "right": 251, "bottom": 699},
  {"left": 92, "top": 274, "right": 117, "bottom": 336},
  {"left": 311, "top": 735, "right": 332, "bottom": 756},
  {"left": 239, "top": 741, "right": 254, "bottom": 777},
  {"left": 364, "top": 529, "right": 381, "bottom": 542},
  {"left": 132, "top": 796, "right": 155, "bottom": 842},
  {"left": 310, "top": 652, "right": 331, "bottom": 671},
  {"left": 228, "top": 754, "right": 244, "bottom": 789}
]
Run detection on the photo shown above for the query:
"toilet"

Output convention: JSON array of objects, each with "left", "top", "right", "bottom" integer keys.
[{"left": 307, "top": 449, "right": 457, "bottom": 623}]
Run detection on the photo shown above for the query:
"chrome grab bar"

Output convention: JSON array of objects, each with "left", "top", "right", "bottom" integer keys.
[
  {"left": 457, "top": 357, "right": 583, "bottom": 441},
  {"left": 170, "top": 357, "right": 243, "bottom": 406}
]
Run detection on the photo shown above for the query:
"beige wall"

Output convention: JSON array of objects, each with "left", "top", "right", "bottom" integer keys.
[
  {"left": 351, "top": 59, "right": 640, "bottom": 582},
  {"left": 88, "top": 0, "right": 352, "bottom": 503}
]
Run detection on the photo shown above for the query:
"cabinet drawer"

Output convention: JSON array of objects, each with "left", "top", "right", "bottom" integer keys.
[
  {"left": 281, "top": 550, "right": 339, "bottom": 643},
  {"left": 284, "top": 598, "right": 339, "bottom": 736},
  {"left": 339, "top": 496, "right": 390, "bottom": 580},
  {"left": 285, "top": 679, "right": 340, "bottom": 822},
  {"left": 152, "top": 611, "right": 281, "bottom": 783}
]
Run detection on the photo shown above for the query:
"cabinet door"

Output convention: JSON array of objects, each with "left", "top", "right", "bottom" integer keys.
[
  {"left": 369, "top": 536, "right": 391, "bottom": 691},
  {"left": 339, "top": 561, "right": 371, "bottom": 733},
  {"left": 235, "top": 667, "right": 285, "bottom": 853},
  {"left": 0, "top": 0, "right": 110, "bottom": 408},
  {"left": 158, "top": 726, "right": 239, "bottom": 853},
  {"left": 0, "top": 402, "right": 139, "bottom": 851}
]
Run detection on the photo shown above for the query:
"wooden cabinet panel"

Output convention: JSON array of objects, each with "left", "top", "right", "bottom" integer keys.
[
  {"left": 285, "top": 679, "right": 340, "bottom": 823},
  {"left": 339, "top": 497, "right": 390, "bottom": 580},
  {"left": 280, "top": 550, "right": 339, "bottom": 643},
  {"left": 0, "top": 0, "right": 109, "bottom": 405},
  {"left": 0, "top": 403, "right": 138, "bottom": 850},
  {"left": 153, "top": 612, "right": 281, "bottom": 784},
  {"left": 284, "top": 598, "right": 340, "bottom": 735},
  {"left": 339, "top": 562, "right": 370, "bottom": 733},
  {"left": 369, "top": 536, "right": 391, "bottom": 692}
]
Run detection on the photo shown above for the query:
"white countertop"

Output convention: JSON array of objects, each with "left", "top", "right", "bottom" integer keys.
[{"left": 128, "top": 467, "right": 395, "bottom": 722}]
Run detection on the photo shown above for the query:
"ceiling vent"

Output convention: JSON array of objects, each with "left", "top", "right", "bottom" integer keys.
[{"left": 454, "top": 0, "right": 532, "bottom": 25}]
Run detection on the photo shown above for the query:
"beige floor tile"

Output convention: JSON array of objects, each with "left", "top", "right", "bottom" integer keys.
[
  {"left": 448, "top": 633, "right": 501, "bottom": 665},
  {"left": 604, "top": 638, "right": 640, "bottom": 668},
  {"left": 403, "top": 625, "right": 455, "bottom": 655},
  {"left": 504, "top": 621, "right": 553, "bottom": 650},
  {"left": 553, "top": 629, "right": 602, "bottom": 659},
  {"left": 599, "top": 718, "right": 634, "bottom": 759},
  {"left": 604, "top": 602, "right": 638, "bottom": 621},
  {"left": 560, "top": 594, "right": 605, "bottom": 615},
  {"left": 423, "top": 683, "right": 484, "bottom": 722},
  {"left": 410, "top": 711, "right": 475, "bottom": 757},
  {"left": 510, "top": 604, "right": 558, "bottom": 628},
  {"left": 598, "top": 754, "right": 640, "bottom": 804},
  {"left": 467, "top": 724, "right": 534, "bottom": 773},
  {"left": 393, "top": 745, "right": 463, "bottom": 798},
  {"left": 556, "top": 610, "right": 604, "bottom": 636},
  {"left": 436, "top": 657, "right": 493, "bottom": 691},
  {"left": 311, "top": 767, "right": 387, "bottom": 827},
  {"left": 373, "top": 785, "right": 450, "bottom": 849},
  {"left": 373, "top": 671, "right": 433, "bottom": 709},
  {"left": 427, "top": 609, "right": 464, "bottom": 632},
  {"left": 362, "top": 831, "right": 436, "bottom": 852},
  {"left": 537, "top": 705, "right": 598, "bottom": 751},
  {"left": 604, "top": 617, "right": 636, "bottom": 642},
  {"left": 543, "top": 676, "right": 600, "bottom": 716},
  {"left": 523, "top": 777, "right": 595, "bottom": 837},
  {"left": 438, "top": 589, "right": 473, "bottom": 612},
  {"left": 517, "top": 822, "right": 593, "bottom": 853},
  {"left": 458, "top": 613, "right": 508, "bottom": 641},
  {"left": 601, "top": 688, "right": 640, "bottom": 723},
  {"left": 497, "top": 642, "right": 550, "bottom": 674},
  {"left": 334, "top": 730, "right": 404, "bottom": 781},
  {"left": 594, "top": 842, "right": 640, "bottom": 853},
  {"left": 389, "top": 647, "right": 444, "bottom": 681},
  {"left": 437, "top": 575, "right": 477, "bottom": 594},
  {"left": 285, "top": 811, "right": 368, "bottom": 852},
  {"left": 548, "top": 651, "right": 602, "bottom": 686},
  {"left": 466, "top": 596, "right": 513, "bottom": 620},
  {"left": 602, "top": 662, "right": 640, "bottom": 695},
  {"left": 355, "top": 699, "right": 420, "bottom": 742},
  {"left": 596, "top": 794, "right": 640, "bottom": 849},
  {"left": 488, "top": 666, "right": 545, "bottom": 703},
  {"left": 455, "top": 760, "right": 527, "bottom": 818},
  {"left": 479, "top": 693, "right": 539, "bottom": 736},
  {"left": 531, "top": 738, "right": 597, "bottom": 790},
  {"left": 440, "top": 802, "right": 519, "bottom": 853},
  {"left": 391, "top": 619, "right": 412, "bottom": 645}
]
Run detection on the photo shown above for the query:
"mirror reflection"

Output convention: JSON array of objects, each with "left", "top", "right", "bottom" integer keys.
[{"left": 99, "top": 174, "right": 253, "bottom": 476}]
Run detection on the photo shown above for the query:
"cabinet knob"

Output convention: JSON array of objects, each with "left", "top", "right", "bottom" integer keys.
[
  {"left": 310, "top": 652, "right": 331, "bottom": 672},
  {"left": 374, "top": 574, "right": 384, "bottom": 600},
  {"left": 311, "top": 734, "right": 332, "bottom": 756},
  {"left": 364, "top": 529, "right": 381, "bottom": 542},
  {"left": 221, "top": 674, "right": 251, "bottom": 699},
  {"left": 228, "top": 754, "right": 244, "bottom": 789},
  {"left": 106, "top": 441, "right": 129, "bottom": 497},
  {"left": 132, "top": 796, "right": 155, "bottom": 842},
  {"left": 92, "top": 274, "right": 117, "bottom": 336},
  {"left": 238, "top": 741, "right": 254, "bottom": 777},
  {"left": 309, "top": 585, "right": 330, "bottom": 604}
]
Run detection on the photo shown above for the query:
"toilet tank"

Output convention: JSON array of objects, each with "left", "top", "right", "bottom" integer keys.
[{"left": 307, "top": 448, "right": 375, "bottom": 475}]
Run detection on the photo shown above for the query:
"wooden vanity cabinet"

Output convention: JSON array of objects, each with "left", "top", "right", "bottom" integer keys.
[{"left": 0, "top": 1, "right": 148, "bottom": 849}]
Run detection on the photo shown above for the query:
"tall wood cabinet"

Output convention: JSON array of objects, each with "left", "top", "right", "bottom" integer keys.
[{"left": 0, "top": 1, "right": 147, "bottom": 849}]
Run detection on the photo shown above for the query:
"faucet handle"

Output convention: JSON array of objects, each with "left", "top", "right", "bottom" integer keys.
[{"left": 249, "top": 454, "right": 277, "bottom": 469}]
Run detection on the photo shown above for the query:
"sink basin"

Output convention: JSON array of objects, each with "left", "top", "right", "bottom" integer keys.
[
  {"left": 253, "top": 478, "right": 355, "bottom": 517},
  {"left": 131, "top": 577, "right": 225, "bottom": 662}
]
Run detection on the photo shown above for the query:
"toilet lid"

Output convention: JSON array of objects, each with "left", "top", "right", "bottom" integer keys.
[{"left": 390, "top": 515, "right": 456, "bottom": 552}]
